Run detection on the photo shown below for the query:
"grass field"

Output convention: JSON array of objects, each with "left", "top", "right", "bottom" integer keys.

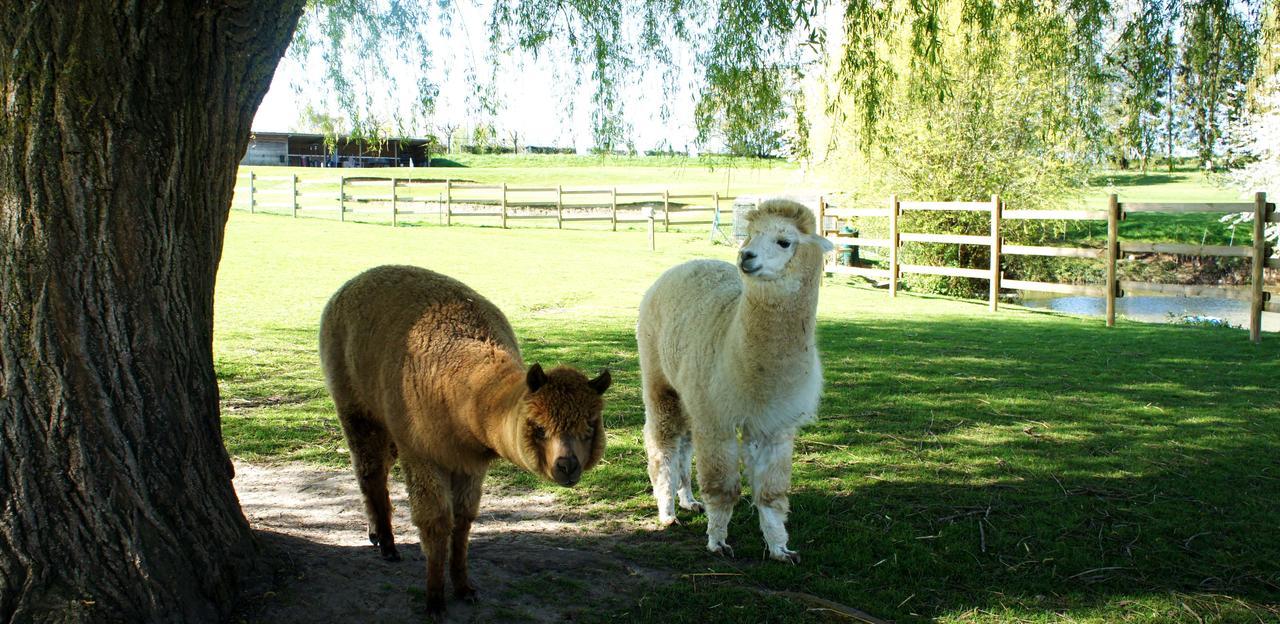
[{"left": 216, "top": 211, "right": 1280, "bottom": 623}]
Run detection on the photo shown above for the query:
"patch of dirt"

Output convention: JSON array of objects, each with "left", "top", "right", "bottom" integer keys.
[{"left": 231, "top": 462, "right": 672, "bottom": 623}]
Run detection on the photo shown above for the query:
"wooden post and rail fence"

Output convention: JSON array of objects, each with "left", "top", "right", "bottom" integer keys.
[
  {"left": 820, "top": 193, "right": 1276, "bottom": 343},
  {"left": 233, "top": 173, "right": 1275, "bottom": 342},
  {"left": 232, "top": 173, "right": 733, "bottom": 235}
]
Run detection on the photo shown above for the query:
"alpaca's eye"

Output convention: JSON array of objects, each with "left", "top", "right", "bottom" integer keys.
[
  {"left": 532, "top": 426, "right": 546, "bottom": 439},
  {"left": 777, "top": 239, "right": 792, "bottom": 248},
  {"left": 583, "top": 425, "right": 595, "bottom": 439}
]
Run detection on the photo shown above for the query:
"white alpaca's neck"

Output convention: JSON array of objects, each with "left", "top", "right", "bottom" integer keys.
[{"left": 729, "top": 256, "right": 822, "bottom": 367}]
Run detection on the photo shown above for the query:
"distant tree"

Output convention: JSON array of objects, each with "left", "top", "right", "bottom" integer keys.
[
  {"left": 1105, "top": 0, "right": 1175, "bottom": 171},
  {"left": 695, "top": 66, "right": 788, "bottom": 157},
  {"left": 1178, "top": 0, "right": 1259, "bottom": 168},
  {"left": 436, "top": 122, "right": 460, "bottom": 153}
]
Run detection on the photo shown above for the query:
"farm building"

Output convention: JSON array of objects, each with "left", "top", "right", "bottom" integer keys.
[{"left": 241, "top": 131, "right": 435, "bottom": 167}]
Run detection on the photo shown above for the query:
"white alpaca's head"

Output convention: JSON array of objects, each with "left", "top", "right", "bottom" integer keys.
[{"left": 738, "top": 199, "right": 835, "bottom": 281}]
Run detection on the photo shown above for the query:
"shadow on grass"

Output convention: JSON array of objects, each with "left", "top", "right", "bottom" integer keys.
[
  {"left": 529, "top": 312, "right": 1280, "bottom": 621},
  {"left": 1090, "top": 171, "right": 1191, "bottom": 188},
  {"left": 223, "top": 311, "right": 1280, "bottom": 622}
]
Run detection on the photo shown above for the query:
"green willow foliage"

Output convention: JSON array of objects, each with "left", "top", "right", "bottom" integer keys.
[
  {"left": 288, "top": 0, "right": 1117, "bottom": 152},
  {"left": 817, "top": 0, "right": 1099, "bottom": 297}
]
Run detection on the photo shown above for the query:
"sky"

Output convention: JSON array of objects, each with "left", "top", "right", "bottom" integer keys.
[{"left": 251, "top": 3, "right": 707, "bottom": 152}]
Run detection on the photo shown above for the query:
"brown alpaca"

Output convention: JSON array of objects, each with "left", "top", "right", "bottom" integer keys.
[{"left": 318, "top": 265, "right": 611, "bottom": 618}]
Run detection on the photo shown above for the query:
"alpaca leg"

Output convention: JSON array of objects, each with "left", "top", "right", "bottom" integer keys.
[
  {"left": 675, "top": 432, "right": 703, "bottom": 513},
  {"left": 337, "top": 406, "right": 400, "bottom": 561},
  {"left": 745, "top": 428, "right": 799, "bottom": 563},
  {"left": 642, "top": 383, "right": 686, "bottom": 526},
  {"left": 449, "top": 470, "right": 485, "bottom": 603},
  {"left": 402, "top": 460, "right": 454, "bottom": 618},
  {"left": 693, "top": 429, "right": 741, "bottom": 556}
]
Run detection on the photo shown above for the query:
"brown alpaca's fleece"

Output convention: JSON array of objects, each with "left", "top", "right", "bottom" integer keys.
[{"left": 319, "top": 265, "right": 608, "bottom": 618}]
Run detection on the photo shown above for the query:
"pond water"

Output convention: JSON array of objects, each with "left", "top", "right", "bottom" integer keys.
[{"left": 1018, "top": 290, "right": 1280, "bottom": 332}]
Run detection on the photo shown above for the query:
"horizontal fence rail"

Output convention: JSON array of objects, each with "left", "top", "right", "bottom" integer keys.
[
  {"left": 820, "top": 193, "right": 1275, "bottom": 343},
  {"left": 231, "top": 173, "right": 743, "bottom": 252}
]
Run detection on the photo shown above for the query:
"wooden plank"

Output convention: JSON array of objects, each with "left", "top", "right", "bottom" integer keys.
[
  {"left": 899, "top": 264, "right": 989, "bottom": 279},
  {"left": 1120, "top": 242, "right": 1253, "bottom": 257},
  {"left": 899, "top": 233, "right": 993, "bottom": 245},
  {"left": 825, "top": 208, "right": 891, "bottom": 218},
  {"left": 505, "top": 186, "right": 558, "bottom": 192},
  {"left": 826, "top": 236, "right": 892, "bottom": 248},
  {"left": 1003, "top": 245, "right": 1103, "bottom": 258},
  {"left": 1002, "top": 209, "right": 1109, "bottom": 221},
  {"left": 449, "top": 183, "right": 503, "bottom": 190},
  {"left": 1266, "top": 257, "right": 1280, "bottom": 270},
  {"left": 615, "top": 191, "right": 662, "bottom": 197},
  {"left": 1252, "top": 192, "right": 1268, "bottom": 343},
  {"left": 826, "top": 265, "right": 892, "bottom": 279},
  {"left": 666, "top": 206, "right": 714, "bottom": 212},
  {"left": 504, "top": 214, "right": 558, "bottom": 220},
  {"left": 1121, "top": 202, "right": 1255, "bottom": 213},
  {"left": 560, "top": 189, "right": 612, "bottom": 195},
  {"left": 668, "top": 220, "right": 714, "bottom": 225},
  {"left": 667, "top": 193, "right": 714, "bottom": 200},
  {"left": 447, "top": 211, "right": 503, "bottom": 218},
  {"left": 898, "top": 201, "right": 991, "bottom": 211},
  {"left": 1119, "top": 280, "right": 1253, "bottom": 301},
  {"left": 1002, "top": 279, "right": 1106, "bottom": 296}
]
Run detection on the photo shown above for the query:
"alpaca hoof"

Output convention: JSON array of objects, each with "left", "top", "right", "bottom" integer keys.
[
  {"left": 768, "top": 546, "right": 800, "bottom": 564},
  {"left": 426, "top": 595, "right": 447, "bottom": 620},
  {"left": 455, "top": 585, "right": 479, "bottom": 604},
  {"left": 368, "top": 532, "right": 379, "bottom": 546},
  {"left": 380, "top": 545, "right": 401, "bottom": 562},
  {"left": 658, "top": 515, "right": 681, "bottom": 528},
  {"left": 708, "top": 542, "right": 735, "bottom": 558},
  {"left": 680, "top": 500, "right": 705, "bottom": 514}
]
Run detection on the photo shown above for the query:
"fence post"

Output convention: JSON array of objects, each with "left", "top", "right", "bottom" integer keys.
[
  {"left": 339, "top": 175, "right": 346, "bottom": 222},
  {"left": 248, "top": 171, "right": 256, "bottom": 214},
  {"left": 711, "top": 192, "right": 720, "bottom": 241},
  {"left": 889, "top": 194, "right": 900, "bottom": 298},
  {"left": 611, "top": 188, "right": 618, "bottom": 232},
  {"left": 290, "top": 174, "right": 298, "bottom": 218},
  {"left": 556, "top": 185, "right": 563, "bottom": 229},
  {"left": 663, "top": 190, "right": 670, "bottom": 232},
  {"left": 391, "top": 178, "right": 398, "bottom": 227},
  {"left": 1106, "top": 194, "right": 1119, "bottom": 327},
  {"left": 990, "top": 194, "right": 1002, "bottom": 312},
  {"left": 1250, "top": 191, "right": 1268, "bottom": 343},
  {"left": 501, "top": 182, "right": 508, "bottom": 229},
  {"left": 445, "top": 179, "right": 452, "bottom": 226},
  {"left": 647, "top": 206, "right": 655, "bottom": 252}
]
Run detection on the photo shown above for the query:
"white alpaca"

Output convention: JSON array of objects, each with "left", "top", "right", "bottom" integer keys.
[{"left": 636, "top": 199, "right": 833, "bottom": 562}]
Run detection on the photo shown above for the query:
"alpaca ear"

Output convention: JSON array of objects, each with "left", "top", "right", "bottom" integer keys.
[
  {"left": 808, "top": 234, "right": 836, "bottom": 253},
  {"left": 527, "top": 363, "right": 548, "bottom": 393},
  {"left": 587, "top": 369, "right": 612, "bottom": 395}
]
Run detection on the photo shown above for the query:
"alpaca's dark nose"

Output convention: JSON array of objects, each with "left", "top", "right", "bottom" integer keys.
[
  {"left": 739, "top": 249, "right": 760, "bottom": 274},
  {"left": 554, "top": 456, "right": 581, "bottom": 486}
]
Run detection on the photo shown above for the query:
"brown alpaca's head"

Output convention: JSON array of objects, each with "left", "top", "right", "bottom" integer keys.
[
  {"left": 522, "top": 363, "right": 611, "bottom": 487},
  {"left": 738, "top": 199, "right": 835, "bottom": 281}
]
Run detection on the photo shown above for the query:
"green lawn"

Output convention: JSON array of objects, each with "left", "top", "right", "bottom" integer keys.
[
  {"left": 239, "top": 153, "right": 802, "bottom": 198},
  {"left": 216, "top": 212, "right": 1280, "bottom": 623}
]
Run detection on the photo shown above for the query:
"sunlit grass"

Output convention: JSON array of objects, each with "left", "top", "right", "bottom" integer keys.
[{"left": 216, "top": 212, "right": 1280, "bottom": 623}]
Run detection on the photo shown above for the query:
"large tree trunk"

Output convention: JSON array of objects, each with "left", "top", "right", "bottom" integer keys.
[{"left": 0, "top": 3, "right": 304, "bottom": 621}]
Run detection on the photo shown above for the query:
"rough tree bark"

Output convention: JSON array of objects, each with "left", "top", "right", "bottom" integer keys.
[{"left": 1, "top": 3, "right": 305, "bottom": 621}]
